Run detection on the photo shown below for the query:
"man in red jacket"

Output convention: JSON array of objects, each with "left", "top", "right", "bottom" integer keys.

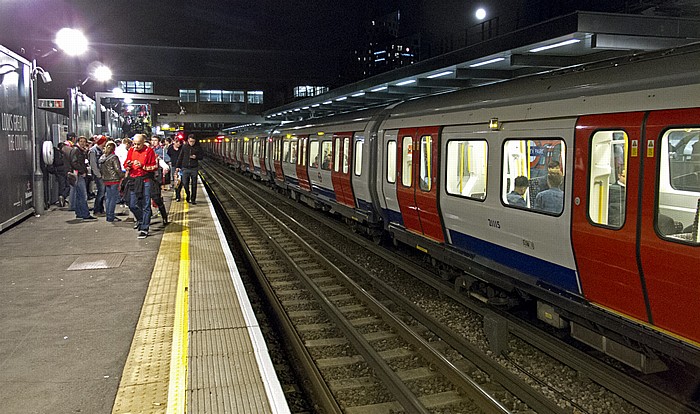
[{"left": 124, "top": 134, "right": 158, "bottom": 239}]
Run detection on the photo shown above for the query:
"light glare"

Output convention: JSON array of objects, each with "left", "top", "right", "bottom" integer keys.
[{"left": 55, "top": 28, "right": 88, "bottom": 56}]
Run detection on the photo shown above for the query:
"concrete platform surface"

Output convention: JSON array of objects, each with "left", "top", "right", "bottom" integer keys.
[{"left": 0, "top": 201, "right": 168, "bottom": 414}]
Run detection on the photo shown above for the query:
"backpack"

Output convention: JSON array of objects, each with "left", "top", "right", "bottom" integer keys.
[{"left": 53, "top": 148, "right": 65, "bottom": 168}]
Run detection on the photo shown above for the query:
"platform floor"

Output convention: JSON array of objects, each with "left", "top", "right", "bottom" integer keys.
[{"left": 0, "top": 185, "right": 288, "bottom": 414}]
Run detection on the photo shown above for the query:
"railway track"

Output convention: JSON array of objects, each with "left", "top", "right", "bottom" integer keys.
[
  {"left": 202, "top": 161, "right": 698, "bottom": 414},
  {"left": 202, "top": 164, "right": 575, "bottom": 414}
]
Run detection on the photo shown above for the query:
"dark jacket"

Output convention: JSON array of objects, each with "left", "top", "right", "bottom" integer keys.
[
  {"left": 99, "top": 153, "right": 124, "bottom": 183},
  {"left": 70, "top": 146, "right": 88, "bottom": 175},
  {"left": 175, "top": 143, "right": 203, "bottom": 169}
]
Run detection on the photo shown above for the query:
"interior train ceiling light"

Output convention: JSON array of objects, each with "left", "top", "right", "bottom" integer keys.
[
  {"left": 469, "top": 57, "right": 505, "bottom": 67},
  {"left": 529, "top": 38, "right": 581, "bottom": 53},
  {"left": 427, "top": 71, "right": 453, "bottom": 78}
]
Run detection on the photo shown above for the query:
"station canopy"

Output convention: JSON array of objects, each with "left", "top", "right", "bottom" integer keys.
[{"left": 263, "top": 11, "right": 700, "bottom": 124}]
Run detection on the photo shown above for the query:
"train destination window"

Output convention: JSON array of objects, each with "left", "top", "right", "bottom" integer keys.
[
  {"left": 445, "top": 140, "right": 487, "bottom": 200},
  {"left": 657, "top": 128, "right": 700, "bottom": 245},
  {"left": 334, "top": 137, "right": 341, "bottom": 172},
  {"left": 387, "top": 141, "right": 397, "bottom": 183},
  {"left": 310, "top": 141, "right": 320, "bottom": 168},
  {"left": 354, "top": 140, "right": 363, "bottom": 176},
  {"left": 588, "top": 131, "right": 628, "bottom": 228},
  {"left": 343, "top": 137, "right": 350, "bottom": 174},
  {"left": 402, "top": 136, "right": 412, "bottom": 187},
  {"left": 502, "top": 138, "right": 566, "bottom": 215},
  {"left": 419, "top": 135, "right": 432, "bottom": 191},
  {"left": 321, "top": 141, "right": 332, "bottom": 170}
]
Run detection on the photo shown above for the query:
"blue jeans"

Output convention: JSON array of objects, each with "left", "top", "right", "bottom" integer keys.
[
  {"left": 182, "top": 168, "right": 198, "bottom": 202},
  {"left": 129, "top": 180, "right": 152, "bottom": 231},
  {"left": 93, "top": 176, "right": 105, "bottom": 213},
  {"left": 105, "top": 184, "right": 119, "bottom": 221},
  {"left": 74, "top": 175, "right": 91, "bottom": 219}
]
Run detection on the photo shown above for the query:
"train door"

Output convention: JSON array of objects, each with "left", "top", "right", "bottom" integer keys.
[
  {"left": 640, "top": 109, "right": 700, "bottom": 343},
  {"left": 273, "top": 136, "right": 284, "bottom": 183},
  {"left": 331, "top": 132, "right": 355, "bottom": 207},
  {"left": 396, "top": 127, "right": 444, "bottom": 242},
  {"left": 296, "top": 136, "right": 311, "bottom": 191},
  {"left": 572, "top": 113, "right": 648, "bottom": 321},
  {"left": 252, "top": 137, "right": 261, "bottom": 175},
  {"left": 260, "top": 136, "right": 268, "bottom": 178}
]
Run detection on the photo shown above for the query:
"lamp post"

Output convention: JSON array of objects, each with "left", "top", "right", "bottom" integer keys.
[{"left": 31, "top": 28, "right": 88, "bottom": 215}]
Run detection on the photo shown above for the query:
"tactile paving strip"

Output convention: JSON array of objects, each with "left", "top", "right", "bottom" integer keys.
[{"left": 112, "top": 205, "right": 185, "bottom": 414}]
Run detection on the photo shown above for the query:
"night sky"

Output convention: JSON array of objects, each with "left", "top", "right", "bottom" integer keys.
[{"left": 0, "top": 0, "right": 415, "bottom": 92}]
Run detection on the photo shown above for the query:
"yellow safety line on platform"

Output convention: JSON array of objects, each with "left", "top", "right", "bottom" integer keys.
[{"left": 166, "top": 202, "right": 190, "bottom": 414}]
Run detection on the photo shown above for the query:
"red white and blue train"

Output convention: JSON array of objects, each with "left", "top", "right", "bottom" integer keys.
[{"left": 203, "top": 44, "right": 700, "bottom": 372}]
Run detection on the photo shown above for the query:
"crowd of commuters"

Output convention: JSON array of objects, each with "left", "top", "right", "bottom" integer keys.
[{"left": 46, "top": 132, "right": 203, "bottom": 239}]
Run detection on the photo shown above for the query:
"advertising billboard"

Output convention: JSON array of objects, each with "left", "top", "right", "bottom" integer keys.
[{"left": 0, "top": 45, "right": 34, "bottom": 229}]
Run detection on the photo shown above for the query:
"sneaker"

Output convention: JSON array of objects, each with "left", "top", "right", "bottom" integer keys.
[
  {"left": 162, "top": 217, "right": 169, "bottom": 226},
  {"left": 175, "top": 197, "right": 181, "bottom": 202},
  {"left": 190, "top": 201, "right": 197, "bottom": 205},
  {"left": 134, "top": 223, "right": 140, "bottom": 229},
  {"left": 82, "top": 216, "right": 98, "bottom": 221},
  {"left": 59, "top": 195, "right": 65, "bottom": 207},
  {"left": 137, "top": 230, "right": 148, "bottom": 239}
]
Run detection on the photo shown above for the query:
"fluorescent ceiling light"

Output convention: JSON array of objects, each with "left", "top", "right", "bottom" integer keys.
[
  {"left": 323, "top": 101, "right": 332, "bottom": 104},
  {"left": 336, "top": 96, "right": 347, "bottom": 101},
  {"left": 370, "top": 86, "right": 387, "bottom": 92},
  {"left": 529, "top": 38, "right": 580, "bottom": 53},
  {"left": 311, "top": 104, "right": 320, "bottom": 107},
  {"left": 469, "top": 57, "right": 505, "bottom": 67},
  {"left": 302, "top": 106, "right": 309, "bottom": 109},
  {"left": 351, "top": 92, "right": 365, "bottom": 97},
  {"left": 396, "top": 79, "right": 416, "bottom": 86},
  {"left": 427, "top": 71, "right": 452, "bottom": 78}
]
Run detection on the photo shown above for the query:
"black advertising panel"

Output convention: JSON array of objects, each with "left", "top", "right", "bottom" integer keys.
[{"left": 0, "top": 45, "right": 33, "bottom": 229}]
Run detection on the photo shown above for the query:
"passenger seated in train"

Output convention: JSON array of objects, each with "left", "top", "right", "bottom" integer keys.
[
  {"left": 311, "top": 155, "right": 319, "bottom": 168},
  {"left": 608, "top": 169, "right": 626, "bottom": 227},
  {"left": 322, "top": 153, "right": 331, "bottom": 170},
  {"left": 534, "top": 172, "right": 564, "bottom": 214},
  {"left": 507, "top": 176, "right": 529, "bottom": 207}
]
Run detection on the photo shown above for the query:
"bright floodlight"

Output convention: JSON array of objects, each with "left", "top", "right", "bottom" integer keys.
[
  {"left": 475, "top": 8, "right": 487, "bottom": 20},
  {"left": 93, "top": 65, "right": 112, "bottom": 82},
  {"left": 55, "top": 28, "right": 88, "bottom": 56}
]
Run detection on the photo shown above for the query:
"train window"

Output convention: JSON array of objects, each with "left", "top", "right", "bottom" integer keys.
[
  {"left": 588, "top": 131, "right": 628, "bottom": 228},
  {"left": 402, "top": 136, "right": 412, "bottom": 187},
  {"left": 445, "top": 140, "right": 487, "bottom": 200},
  {"left": 283, "top": 141, "right": 290, "bottom": 163},
  {"left": 502, "top": 138, "right": 566, "bottom": 215},
  {"left": 354, "top": 140, "right": 363, "bottom": 176},
  {"left": 310, "top": 141, "right": 320, "bottom": 168},
  {"left": 290, "top": 140, "right": 298, "bottom": 164},
  {"left": 419, "top": 135, "right": 432, "bottom": 191},
  {"left": 253, "top": 140, "right": 260, "bottom": 158},
  {"left": 657, "top": 128, "right": 700, "bottom": 245},
  {"left": 334, "top": 138, "right": 341, "bottom": 172},
  {"left": 321, "top": 141, "right": 332, "bottom": 170},
  {"left": 302, "top": 139, "right": 307, "bottom": 166},
  {"left": 387, "top": 140, "right": 397, "bottom": 183},
  {"left": 343, "top": 138, "right": 350, "bottom": 174}
]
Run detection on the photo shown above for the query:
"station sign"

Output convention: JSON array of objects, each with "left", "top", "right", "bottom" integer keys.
[{"left": 38, "top": 99, "right": 65, "bottom": 109}]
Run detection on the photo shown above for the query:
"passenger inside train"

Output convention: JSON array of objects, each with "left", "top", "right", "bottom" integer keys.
[
  {"left": 507, "top": 176, "right": 529, "bottom": 207},
  {"left": 534, "top": 172, "right": 564, "bottom": 214}
]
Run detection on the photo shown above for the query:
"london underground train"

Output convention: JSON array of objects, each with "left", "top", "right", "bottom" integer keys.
[{"left": 206, "top": 43, "right": 700, "bottom": 371}]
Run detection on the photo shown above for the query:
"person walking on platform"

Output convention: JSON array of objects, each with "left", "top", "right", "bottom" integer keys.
[
  {"left": 175, "top": 134, "right": 203, "bottom": 205},
  {"left": 70, "top": 136, "right": 97, "bottom": 220},
  {"left": 100, "top": 141, "right": 125, "bottom": 222},
  {"left": 89, "top": 135, "right": 107, "bottom": 215},
  {"left": 167, "top": 137, "right": 183, "bottom": 201},
  {"left": 125, "top": 134, "right": 157, "bottom": 238}
]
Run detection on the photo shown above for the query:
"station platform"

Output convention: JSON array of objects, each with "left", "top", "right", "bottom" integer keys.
[{"left": 0, "top": 186, "right": 289, "bottom": 414}]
